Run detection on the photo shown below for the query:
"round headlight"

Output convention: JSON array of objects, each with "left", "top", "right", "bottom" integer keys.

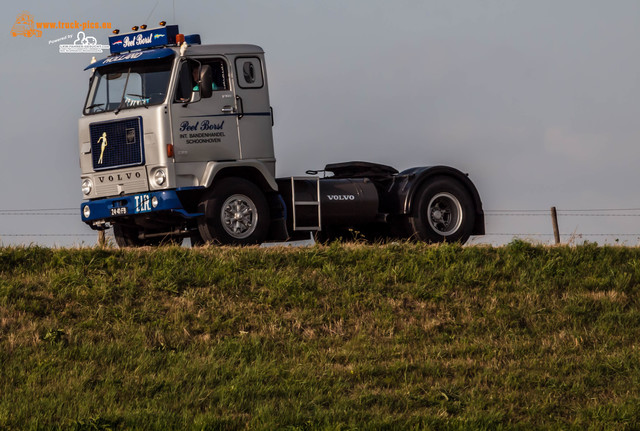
[
  {"left": 151, "top": 196, "right": 159, "bottom": 208},
  {"left": 83, "top": 205, "right": 91, "bottom": 219},
  {"left": 82, "top": 179, "right": 93, "bottom": 195},
  {"left": 154, "top": 169, "right": 166, "bottom": 186}
]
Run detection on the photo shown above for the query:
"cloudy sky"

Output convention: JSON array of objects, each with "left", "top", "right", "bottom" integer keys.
[{"left": 2, "top": 0, "right": 639, "bottom": 246}]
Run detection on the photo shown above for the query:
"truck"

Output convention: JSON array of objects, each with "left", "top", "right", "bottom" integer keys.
[{"left": 79, "top": 23, "right": 485, "bottom": 247}]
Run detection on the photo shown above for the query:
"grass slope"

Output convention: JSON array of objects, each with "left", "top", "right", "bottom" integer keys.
[{"left": 1, "top": 241, "right": 639, "bottom": 430}]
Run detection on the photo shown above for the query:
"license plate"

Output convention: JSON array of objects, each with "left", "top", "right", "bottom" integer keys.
[{"left": 110, "top": 207, "right": 128, "bottom": 216}]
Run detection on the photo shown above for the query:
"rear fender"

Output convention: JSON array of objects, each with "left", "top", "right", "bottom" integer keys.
[{"left": 385, "top": 166, "right": 485, "bottom": 235}]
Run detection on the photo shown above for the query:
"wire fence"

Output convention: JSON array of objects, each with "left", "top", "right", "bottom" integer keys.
[
  {"left": 482, "top": 208, "right": 640, "bottom": 241},
  {"left": 0, "top": 208, "right": 88, "bottom": 238},
  {"left": 1, "top": 207, "right": 640, "bottom": 242},
  {"left": 485, "top": 209, "right": 640, "bottom": 217}
]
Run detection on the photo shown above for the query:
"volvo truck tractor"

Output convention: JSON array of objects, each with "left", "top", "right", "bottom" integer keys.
[{"left": 79, "top": 23, "right": 485, "bottom": 247}]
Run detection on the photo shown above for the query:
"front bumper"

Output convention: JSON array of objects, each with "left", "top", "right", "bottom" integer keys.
[{"left": 81, "top": 189, "right": 202, "bottom": 224}]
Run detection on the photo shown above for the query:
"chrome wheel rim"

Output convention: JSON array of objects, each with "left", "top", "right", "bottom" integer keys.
[
  {"left": 221, "top": 194, "right": 257, "bottom": 239},
  {"left": 427, "top": 192, "right": 463, "bottom": 236}
]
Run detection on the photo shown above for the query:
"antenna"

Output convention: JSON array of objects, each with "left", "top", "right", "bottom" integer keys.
[{"left": 144, "top": 0, "right": 160, "bottom": 25}]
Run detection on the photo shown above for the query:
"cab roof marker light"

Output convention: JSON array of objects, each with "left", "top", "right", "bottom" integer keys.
[
  {"left": 112, "top": 29, "right": 119, "bottom": 34},
  {"left": 159, "top": 21, "right": 166, "bottom": 26},
  {"left": 131, "top": 26, "right": 138, "bottom": 31},
  {"left": 140, "top": 24, "right": 147, "bottom": 30}
]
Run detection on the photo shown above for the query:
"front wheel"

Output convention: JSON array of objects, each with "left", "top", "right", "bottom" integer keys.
[
  {"left": 197, "top": 178, "right": 270, "bottom": 245},
  {"left": 405, "top": 177, "right": 475, "bottom": 244}
]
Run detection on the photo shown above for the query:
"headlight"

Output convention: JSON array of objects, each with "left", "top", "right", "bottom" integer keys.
[
  {"left": 153, "top": 169, "right": 166, "bottom": 186},
  {"left": 83, "top": 205, "right": 91, "bottom": 219},
  {"left": 151, "top": 196, "right": 159, "bottom": 208},
  {"left": 82, "top": 179, "right": 93, "bottom": 195}
]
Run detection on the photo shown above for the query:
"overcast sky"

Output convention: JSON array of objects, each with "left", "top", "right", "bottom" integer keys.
[{"left": 2, "top": 0, "right": 640, "bottom": 246}]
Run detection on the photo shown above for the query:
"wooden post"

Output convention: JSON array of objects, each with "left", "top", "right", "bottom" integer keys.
[
  {"left": 98, "top": 230, "right": 106, "bottom": 247},
  {"left": 551, "top": 207, "right": 560, "bottom": 245}
]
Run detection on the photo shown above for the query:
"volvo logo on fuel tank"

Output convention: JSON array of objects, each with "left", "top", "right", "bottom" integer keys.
[{"left": 327, "top": 195, "right": 355, "bottom": 201}]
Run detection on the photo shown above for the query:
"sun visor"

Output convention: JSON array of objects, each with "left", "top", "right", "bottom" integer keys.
[{"left": 85, "top": 48, "right": 175, "bottom": 70}]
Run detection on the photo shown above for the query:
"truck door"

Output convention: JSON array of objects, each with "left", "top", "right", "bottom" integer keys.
[
  {"left": 170, "top": 58, "right": 240, "bottom": 163},
  {"left": 232, "top": 56, "right": 275, "bottom": 165}
]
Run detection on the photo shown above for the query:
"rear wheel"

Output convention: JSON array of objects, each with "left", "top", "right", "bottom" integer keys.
[
  {"left": 197, "top": 178, "right": 270, "bottom": 245},
  {"left": 406, "top": 177, "right": 475, "bottom": 244}
]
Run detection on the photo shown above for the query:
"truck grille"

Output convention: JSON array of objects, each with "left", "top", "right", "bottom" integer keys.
[{"left": 90, "top": 117, "right": 144, "bottom": 171}]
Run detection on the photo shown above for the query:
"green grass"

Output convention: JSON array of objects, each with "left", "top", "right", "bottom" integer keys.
[{"left": 1, "top": 240, "right": 640, "bottom": 430}]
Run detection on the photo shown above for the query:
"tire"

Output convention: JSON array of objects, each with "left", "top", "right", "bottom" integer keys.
[
  {"left": 406, "top": 177, "right": 475, "bottom": 244},
  {"left": 112, "top": 223, "right": 179, "bottom": 248},
  {"left": 197, "top": 177, "right": 270, "bottom": 245}
]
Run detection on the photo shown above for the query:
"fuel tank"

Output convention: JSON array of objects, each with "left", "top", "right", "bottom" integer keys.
[{"left": 276, "top": 177, "right": 379, "bottom": 230}]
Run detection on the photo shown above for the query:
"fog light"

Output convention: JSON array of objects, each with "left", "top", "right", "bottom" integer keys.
[
  {"left": 83, "top": 205, "right": 91, "bottom": 219},
  {"left": 82, "top": 178, "right": 93, "bottom": 195},
  {"left": 151, "top": 196, "right": 159, "bottom": 208},
  {"left": 154, "top": 169, "right": 166, "bottom": 186}
]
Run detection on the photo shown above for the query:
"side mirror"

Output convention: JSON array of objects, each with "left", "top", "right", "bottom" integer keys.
[{"left": 199, "top": 65, "right": 213, "bottom": 99}]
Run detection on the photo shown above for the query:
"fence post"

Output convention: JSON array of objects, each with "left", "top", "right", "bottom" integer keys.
[
  {"left": 98, "top": 230, "right": 106, "bottom": 247},
  {"left": 550, "top": 207, "right": 560, "bottom": 245}
]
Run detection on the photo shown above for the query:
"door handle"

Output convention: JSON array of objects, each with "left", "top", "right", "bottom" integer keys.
[
  {"left": 236, "top": 95, "right": 244, "bottom": 119},
  {"left": 221, "top": 105, "right": 234, "bottom": 113}
]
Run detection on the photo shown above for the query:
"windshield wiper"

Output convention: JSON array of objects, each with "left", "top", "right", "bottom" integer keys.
[
  {"left": 114, "top": 67, "right": 132, "bottom": 115},
  {"left": 85, "top": 103, "right": 104, "bottom": 112}
]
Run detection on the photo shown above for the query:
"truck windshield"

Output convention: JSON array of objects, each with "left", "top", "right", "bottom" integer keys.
[{"left": 84, "top": 58, "right": 173, "bottom": 115}]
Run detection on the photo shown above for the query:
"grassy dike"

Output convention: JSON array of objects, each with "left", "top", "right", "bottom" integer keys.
[{"left": 1, "top": 241, "right": 639, "bottom": 430}]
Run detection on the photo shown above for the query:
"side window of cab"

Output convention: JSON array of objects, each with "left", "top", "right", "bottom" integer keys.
[
  {"left": 174, "top": 59, "right": 229, "bottom": 103},
  {"left": 209, "top": 59, "right": 229, "bottom": 91},
  {"left": 235, "top": 57, "right": 263, "bottom": 88}
]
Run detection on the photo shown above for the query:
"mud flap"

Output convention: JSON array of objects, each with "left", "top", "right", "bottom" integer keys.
[{"left": 267, "top": 193, "right": 289, "bottom": 241}]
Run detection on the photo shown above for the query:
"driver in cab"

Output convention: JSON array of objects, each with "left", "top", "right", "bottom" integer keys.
[{"left": 176, "top": 63, "right": 217, "bottom": 103}]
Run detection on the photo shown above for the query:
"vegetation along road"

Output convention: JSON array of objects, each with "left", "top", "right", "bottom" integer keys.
[{"left": 1, "top": 241, "right": 639, "bottom": 429}]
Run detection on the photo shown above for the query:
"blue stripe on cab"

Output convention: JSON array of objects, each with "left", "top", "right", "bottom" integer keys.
[{"left": 85, "top": 48, "right": 175, "bottom": 70}]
